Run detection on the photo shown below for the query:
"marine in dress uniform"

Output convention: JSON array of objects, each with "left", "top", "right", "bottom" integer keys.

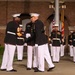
[
  {"left": 16, "top": 24, "right": 24, "bottom": 61},
  {"left": 25, "top": 22, "right": 37, "bottom": 70},
  {"left": 68, "top": 31, "right": 73, "bottom": 57},
  {"left": 30, "top": 13, "right": 55, "bottom": 72},
  {"left": 51, "top": 24, "right": 62, "bottom": 62},
  {"left": 71, "top": 31, "right": 75, "bottom": 62},
  {"left": 0, "top": 14, "right": 21, "bottom": 72}
]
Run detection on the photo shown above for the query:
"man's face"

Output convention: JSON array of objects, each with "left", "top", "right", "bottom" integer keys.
[
  {"left": 19, "top": 27, "right": 22, "bottom": 31},
  {"left": 15, "top": 17, "right": 20, "bottom": 22},
  {"left": 31, "top": 16, "right": 38, "bottom": 23},
  {"left": 54, "top": 26, "right": 58, "bottom": 31},
  {"left": 31, "top": 16, "right": 35, "bottom": 23}
]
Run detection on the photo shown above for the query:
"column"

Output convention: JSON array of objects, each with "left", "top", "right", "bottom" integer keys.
[{"left": 55, "top": 0, "right": 59, "bottom": 27}]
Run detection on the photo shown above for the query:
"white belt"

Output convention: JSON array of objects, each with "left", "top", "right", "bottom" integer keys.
[
  {"left": 17, "top": 37, "right": 24, "bottom": 40},
  {"left": 7, "top": 31, "right": 16, "bottom": 35},
  {"left": 53, "top": 38, "right": 60, "bottom": 40}
]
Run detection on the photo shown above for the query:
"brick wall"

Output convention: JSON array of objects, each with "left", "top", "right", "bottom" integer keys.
[{"left": 0, "top": 1, "right": 75, "bottom": 46}]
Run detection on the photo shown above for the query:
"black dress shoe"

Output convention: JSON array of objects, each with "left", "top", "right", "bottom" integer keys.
[
  {"left": 27, "top": 68, "right": 31, "bottom": 70},
  {"left": 0, "top": 69, "right": 6, "bottom": 71},
  {"left": 54, "top": 62, "right": 59, "bottom": 63},
  {"left": 17, "top": 60, "right": 22, "bottom": 61},
  {"left": 34, "top": 69, "right": 43, "bottom": 72},
  {"left": 7, "top": 69, "right": 17, "bottom": 72},
  {"left": 33, "top": 67, "right": 38, "bottom": 70},
  {"left": 47, "top": 67, "right": 55, "bottom": 72}
]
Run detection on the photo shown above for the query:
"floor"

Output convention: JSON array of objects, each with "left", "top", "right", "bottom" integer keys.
[{"left": 0, "top": 55, "right": 75, "bottom": 75}]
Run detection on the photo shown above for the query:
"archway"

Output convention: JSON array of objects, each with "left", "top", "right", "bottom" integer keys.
[{"left": 20, "top": 13, "right": 31, "bottom": 31}]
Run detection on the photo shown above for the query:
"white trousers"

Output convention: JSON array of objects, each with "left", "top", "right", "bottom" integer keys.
[
  {"left": 38, "top": 44, "right": 54, "bottom": 71},
  {"left": 69, "top": 45, "right": 73, "bottom": 57},
  {"left": 52, "top": 46, "right": 60, "bottom": 62},
  {"left": 16, "top": 45, "right": 24, "bottom": 60},
  {"left": 60, "top": 45, "right": 65, "bottom": 57},
  {"left": 27, "top": 46, "right": 37, "bottom": 68},
  {"left": 73, "top": 47, "right": 75, "bottom": 62},
  {"left": 1, "top": 44, "right": 8, "bottom": 70},
  {"left": 33, "top": 47, "right": 38, "bottom": 68},
  {"left": 1, "top": 44, "right": 16, "bottom": 71}
]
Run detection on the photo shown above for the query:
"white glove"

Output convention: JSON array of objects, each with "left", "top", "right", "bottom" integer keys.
[
  {"left": 26, "top": 33, "right": 31, "bottom": 38},
  {"left": 35, "top": 44, "right": 38, "bottom": 47},
  {"left": 24, "top": 43, "right": 27, "bottom": 46}
]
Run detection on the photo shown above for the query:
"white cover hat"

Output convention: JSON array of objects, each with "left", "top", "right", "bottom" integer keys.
[
  {"left": 12, "top": 14, "right": 20, "bottom": 17},
  {"left": 30, "top": 13, "right": 40, "bottom": 17},
  {"left": 54, "top": 24, "right": 59, "bottom": 26},
  {"left": 19, "top": 24, "right": 23, "bottom": 27}
]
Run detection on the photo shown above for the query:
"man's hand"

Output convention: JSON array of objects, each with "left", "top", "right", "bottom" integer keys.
[{"left": 26, "top": 33, "right": 31, "bottom": 38}]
